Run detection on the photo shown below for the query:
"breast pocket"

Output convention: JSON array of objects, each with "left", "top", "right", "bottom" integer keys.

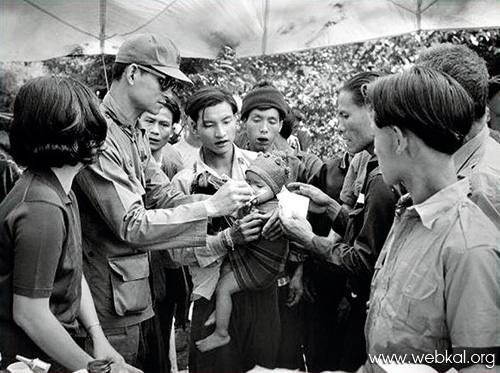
[
  {"left": 398, "top": 269, "right": 446, "bottom": 339},
  {"left": 108, "top": 252, "right": 152, "bottom": 316}
]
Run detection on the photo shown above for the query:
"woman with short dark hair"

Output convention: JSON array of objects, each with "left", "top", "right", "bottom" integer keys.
[{"left": 0, "top": 76, "right": 138, "bottom": 373}]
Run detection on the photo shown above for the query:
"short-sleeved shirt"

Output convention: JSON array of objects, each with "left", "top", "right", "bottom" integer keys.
[
  {"left": 365, "top": 179, "right": 500, "bottom": 372},
  {"left": 453, "top": 126, "right": 500, "bottom": 230},
  {"left": 0, "top": 168, "right": 82, "bottom": 329}
]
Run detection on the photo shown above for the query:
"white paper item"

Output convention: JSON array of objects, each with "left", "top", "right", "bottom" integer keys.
[
  {"left": 277, "top": 187, "right": 309, "bottom": 219},
  {"left": 7, "top": 362, "right": 32, "bottom": 373}
]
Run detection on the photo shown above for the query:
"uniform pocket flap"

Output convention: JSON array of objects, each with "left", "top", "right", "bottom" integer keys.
[{"left": 108, "top": 252, "right": 150, "bottom": 282}]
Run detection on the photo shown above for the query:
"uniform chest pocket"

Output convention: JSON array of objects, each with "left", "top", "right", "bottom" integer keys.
[
  {"left": 108, "top": 252, "right": 152, "bottom": 316},
  {"left": 398, "top": 270, "right": 446, "bottom": 338}
]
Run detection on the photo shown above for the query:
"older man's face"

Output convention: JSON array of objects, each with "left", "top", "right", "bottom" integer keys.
[{"left": 245, "top": 108, "right": 282, "bottom": 152}]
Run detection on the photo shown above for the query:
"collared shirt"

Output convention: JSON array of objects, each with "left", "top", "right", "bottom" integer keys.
[
  {"left": 171, "top": 145, "right": 257, "bottom": 300},
  {"left": 340, "top": 150, "right": 371, "bottom": 206},
  {"left": 74, "top": 93, "right": 209, "bottom": 328},
  {"left": 365, "top": 179, "right": 500, "bottom": 372},
  {"left": 156, "top": 143, "right": 185, "bottom": 181},
  {"left": 453, "top": 125, "right": 500, "bottom": 230},
  {"left": 172, "top": 134, "right": 200, "bottom": 170}
]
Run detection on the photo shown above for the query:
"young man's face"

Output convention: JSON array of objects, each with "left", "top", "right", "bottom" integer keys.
[
  {"left": 140, "top": 107, "right": 175, "bottom": 152},
  {"left": 245, "top": 108, "right": 282, "bottom": 153},
  {"left": 372, "top": 123, "right": 403, "bottom": 186},
  {"left": 194, "top": 101, "right": 237, "bottom": 157},
  {"left": 337, "top": 90, "right": 374, "bottom": 154}
]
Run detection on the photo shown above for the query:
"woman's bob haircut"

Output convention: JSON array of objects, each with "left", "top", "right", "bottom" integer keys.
[
  {"left": 365, "top": 66, "right": 474, "bottom": 155},
  {"left": 10, "top": 76, "right": 107, "bottom": 168}
]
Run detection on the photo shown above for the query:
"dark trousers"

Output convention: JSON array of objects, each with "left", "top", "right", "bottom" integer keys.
[
  {"left": 302, "top": 261, "right": 347, "bottom": 372},
  {"left": 140, "top": 266, "right": 191, "bottom": 373},
  {"left": 337, "top": 294, "right": 368, "bottom": 372},
  {"left": 189, "top": 284, "right": 280, "bottom": 373},
  {"left": 276, "top": 283, "right": 305, "bottom": 370}
]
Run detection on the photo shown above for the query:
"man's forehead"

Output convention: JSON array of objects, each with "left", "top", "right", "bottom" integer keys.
[{"left": 248, "top": 107, "right": 280, "bottom": 118}]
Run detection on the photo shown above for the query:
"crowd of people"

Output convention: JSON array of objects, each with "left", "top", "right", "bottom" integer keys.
[{"left": 0, "top": 33, "right": 499, "bottom": 373}]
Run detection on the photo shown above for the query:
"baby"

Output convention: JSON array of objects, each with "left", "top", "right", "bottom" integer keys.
[{"left": 196, "top": 152, "right": 291, "bottom": 352}]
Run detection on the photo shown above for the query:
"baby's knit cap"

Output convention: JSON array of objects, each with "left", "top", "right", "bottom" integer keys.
[{"left": 246, "top": 152, "right": 291, "bottom": 195}]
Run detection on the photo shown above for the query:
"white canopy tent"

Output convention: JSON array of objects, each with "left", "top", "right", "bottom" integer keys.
[{"left": 2, "top": 0, "right": 500, "bottom": 62}]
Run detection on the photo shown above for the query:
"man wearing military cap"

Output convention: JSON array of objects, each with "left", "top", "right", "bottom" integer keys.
[{"left": 74, "top": 34, "right": 253, "bottom": 366}]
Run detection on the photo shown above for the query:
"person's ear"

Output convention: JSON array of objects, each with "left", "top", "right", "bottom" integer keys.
[
  {"left": 126, "top": 64, "right": 139, "bottom": 86},
  {"left": 391, "top": 126, "right": 407, "bottom": 155}
]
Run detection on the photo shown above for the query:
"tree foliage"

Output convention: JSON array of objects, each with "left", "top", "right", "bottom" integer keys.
[{"left": 1, "top": 29, "right": 499, "bottom": 158}]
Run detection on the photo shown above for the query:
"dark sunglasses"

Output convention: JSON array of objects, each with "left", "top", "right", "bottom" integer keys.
[{"left": 137, "top": 65, "right": 178, "bottom": 91}]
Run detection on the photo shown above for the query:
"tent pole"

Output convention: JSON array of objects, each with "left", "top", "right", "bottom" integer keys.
[
  {"left": 101, "top": 54, "right": 110, "bottom": 92},
  {"left": 416, "top": 0, "right": 422, "bottom": 30},
  {"left": 100, "top": 0, "right": 109, "bottom": 90},
  {"left": 262, "top": 0, "right": 270, "bottom": 55}
]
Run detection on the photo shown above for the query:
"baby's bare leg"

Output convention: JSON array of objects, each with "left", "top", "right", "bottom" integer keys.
[{"left": 196, "top": 270, "right": 242, "bottom": 352}]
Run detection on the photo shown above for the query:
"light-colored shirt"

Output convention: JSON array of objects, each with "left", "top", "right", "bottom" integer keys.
[
  {"left": 171, "top": 145, "right": 258, "bottom": 301},
  {"left": 365, "top": 179, "right": 500, "bottom": 372},
  {"left": 156, "top": 143, "right": 184, "bottom": 180},
  {"left": 453, "top": 125, "right": 500, "bottom": 230},
  {"left": 172, "top": 133, "right": 200, "bottom": 170}
]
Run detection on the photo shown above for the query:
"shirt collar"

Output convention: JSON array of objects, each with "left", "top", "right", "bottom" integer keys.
[
  {"left": 453, "top": 125, "right": 489, "bottom": 176},
  {"left": 193, "top": 144, "right": 257, "bottom": 180},
  {"left": 411, "top": 178, "right": 470, "bottom": 229},
  {"left": 101, "top": 93, "right": 138, "bottom": 129}
]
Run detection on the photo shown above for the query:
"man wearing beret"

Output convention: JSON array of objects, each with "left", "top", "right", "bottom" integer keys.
[{"left": 74, "top": 34, "right": 253, "bottom": 366}]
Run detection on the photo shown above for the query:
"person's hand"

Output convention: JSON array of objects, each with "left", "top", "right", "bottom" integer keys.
[
  {"left": 110, "top": 362, "right": 143, "bottom": 373},
  {"left": 287, "top": 182, "right": 336, "bottom": 214},
  {"left": 261, "top": 208, "right": 284, "bottom": 241},
  {"left": 230, "top": 211, "right": 266, "bottom": 245},
  {"left": 92, "top": 338, "right": 126, "bottom": 366},
  {"left": 286, "top": 264, "right": 304, "bottom": 307},
  {"left": 204, "top": 180, "right": 253, "bottom": 217},
  {"left": 278, "top": 209, "right": 315, "bottom": 247}
]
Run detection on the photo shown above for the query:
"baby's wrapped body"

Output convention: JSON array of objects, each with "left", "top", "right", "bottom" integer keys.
[{"left": 229, "top": 199, "right": 289, "bottom": 291}]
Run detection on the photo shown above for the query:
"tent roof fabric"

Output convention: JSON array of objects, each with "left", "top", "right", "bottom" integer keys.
[{"left": 2, "top": 0, "right": 500, "bottom": 62}]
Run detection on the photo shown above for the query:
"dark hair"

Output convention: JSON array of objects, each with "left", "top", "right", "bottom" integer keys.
[
  {"left": 365, "top": 66, "right": 474, "bottom": 155},
  {"left": 280, "top": 108, "right": 305, "bottom": 138},
  {"left": 112, "top": 62, "right": 129, "bottom": 81},
  {"left": 253, "top": 80, "right": 276, "bottom": 89},
  {"left": 162, "top": 97, "right": 181, "bottom": 124},
  {"left": 341, "top": 71, "right": 384, "bottom": 107},
  {"left": 185, "top": 87, "right": 237, "bottom": 125},
  {"left": 10, "top": 76, "right": 107, "bottom": 168},
  {"left": 417, "top": 43, "right": 488, "bottom": 121}
]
